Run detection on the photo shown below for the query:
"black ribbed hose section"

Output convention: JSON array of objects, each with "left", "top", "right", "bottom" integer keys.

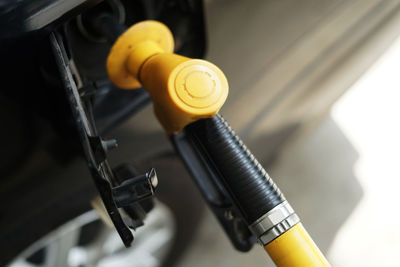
[{"left": 185, "top": 114, "right": 285, "bottom": 225}]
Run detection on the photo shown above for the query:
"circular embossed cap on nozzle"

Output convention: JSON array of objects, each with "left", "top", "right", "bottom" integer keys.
[{"left": 170, "top": 59, "right": 228, "bottom": 114}]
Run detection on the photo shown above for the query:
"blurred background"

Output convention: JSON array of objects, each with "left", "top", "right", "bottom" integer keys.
[{"left": 1, "top": 0, "right": 400, "bottom": 266}]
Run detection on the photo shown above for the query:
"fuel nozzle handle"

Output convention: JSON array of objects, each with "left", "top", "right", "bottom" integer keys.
[{"left": 106, "top": 20, "right": 330, "bottom": 267}]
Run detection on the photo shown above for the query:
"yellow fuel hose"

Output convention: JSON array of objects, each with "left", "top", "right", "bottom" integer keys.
[{"left": 265, "top": 223, "right": 330, "bottom": 267}]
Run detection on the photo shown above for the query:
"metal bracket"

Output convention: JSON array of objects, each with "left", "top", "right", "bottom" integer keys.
[
  {"left": 50, "top": 32, "right": 142, "bottom": 247},
  {"left": 112, "top": 168, "right": 157, "bottom": 208}
]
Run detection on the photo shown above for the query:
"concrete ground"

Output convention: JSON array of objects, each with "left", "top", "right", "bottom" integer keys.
[{"left": 175, "top": 27, "right": 400, "bottom": 267}]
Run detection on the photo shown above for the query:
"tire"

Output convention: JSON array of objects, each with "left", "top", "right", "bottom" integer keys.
[{"left": 0, "top": 152, "right": 205, "bottom": 267}]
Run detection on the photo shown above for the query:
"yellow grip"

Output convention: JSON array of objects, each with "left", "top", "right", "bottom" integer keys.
[
  {"left": 106, "top": 20, "right": 228, "bottom": 133},
  {"left": 264, "top": 223, "right": 330, "bottom": 267}
]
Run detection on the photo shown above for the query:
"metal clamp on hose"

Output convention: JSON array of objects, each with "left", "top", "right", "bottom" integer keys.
[{"left": 249, "top": 201, "right": 300, "bottom": 245}]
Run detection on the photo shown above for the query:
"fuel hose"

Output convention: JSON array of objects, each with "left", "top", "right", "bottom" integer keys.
[{"left": 185, "top": 114, "right": 330, "bottom": 267}]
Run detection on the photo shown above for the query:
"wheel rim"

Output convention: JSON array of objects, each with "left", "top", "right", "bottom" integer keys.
[{"left": 8, "top": 202, "right": 176, "bottom": 267}]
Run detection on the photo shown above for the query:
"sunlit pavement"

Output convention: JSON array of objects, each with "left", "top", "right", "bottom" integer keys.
[{"left": 328, "top": 32, "right": 400, "bottom": 267}]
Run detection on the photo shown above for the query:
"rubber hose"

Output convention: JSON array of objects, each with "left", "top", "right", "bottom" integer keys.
[{"left": 185, "top": 114, "right": 285, "bottom": 224}]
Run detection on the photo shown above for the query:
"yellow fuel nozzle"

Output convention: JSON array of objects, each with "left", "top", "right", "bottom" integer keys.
[{"left": 106, "top": 20, "right": 229, "bottom": 133}]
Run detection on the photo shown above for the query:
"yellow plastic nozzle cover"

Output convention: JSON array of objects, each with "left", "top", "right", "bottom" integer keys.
[
  {"left": 106, "top": 20, "right": 174, "bottom": 89},
  {"left": 106, "top": 20, "right": 228, "bottom": 133}
]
